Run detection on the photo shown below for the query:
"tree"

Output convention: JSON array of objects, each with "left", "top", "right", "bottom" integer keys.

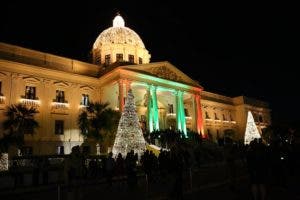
[
  {"left": 77, "top": 102, "right": 120, "bottom": 152},
  {"left": 112, "top": 89, "right": 146, "bottom": 158},
  {"left": 2, "top": 103, "right": 39, "bottom": 149},
  {"left": 244, "top": 111, "right": 261, "bottom": 144}
]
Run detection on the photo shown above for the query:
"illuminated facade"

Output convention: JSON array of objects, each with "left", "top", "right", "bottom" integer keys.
[{"left": 0, "top": 15, "right": 271, "bottom": 155}]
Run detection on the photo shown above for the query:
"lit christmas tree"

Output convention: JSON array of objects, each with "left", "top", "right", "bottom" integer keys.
[
  {"left": 244, "top": 111, "right": 261, "bottom": 144},
  {"left": 112, "top": 89, "right": 146, "bottom": 158}
]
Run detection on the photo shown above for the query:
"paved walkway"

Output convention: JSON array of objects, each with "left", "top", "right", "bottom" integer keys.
[{"left": 1, "top": 162, "right": 299, "bottom": 200}]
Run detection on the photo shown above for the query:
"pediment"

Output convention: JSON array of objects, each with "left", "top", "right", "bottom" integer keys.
[
  {"left": 122, "top": 61, "right": 201, "bottom": 87},
  {"left": 79, "top": 85, "right": 95, "bottom": 92},
  {"left": 53, "top": 81, "right": 69, "bottom": 88},
  {"left": 23, "top": 76, "right": 40, "bottom": 84},
  {"left": 0, "top": 72, "right": 8, "bottom": 78}
]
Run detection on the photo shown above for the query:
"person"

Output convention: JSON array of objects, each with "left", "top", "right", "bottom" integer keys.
[
  {"left": 170, "top": 146, "right": 184, "bottom": 200},
  {"left": 10, "top": 161, "right": 22, "bottom": 189},
  {"left": 42, "top": 158, "right": 49, "bottom": 185},
  {"left": 64, "top": 145, "right": 84, "bottom": 200},
  {"left": 105, "top": 152, "right": 115, "bottom": 187},
  {"left": 115, "top": 153, "right": 125, "bottom": 177},
  {"left": 224, "top": 141, "right": 238, "bottom": 192},
  {"left": 246, "top": 139, "right": 268, "bottom": 200},
  {"left": 126, "top": 150, "right": 137, "bottom": 190}
]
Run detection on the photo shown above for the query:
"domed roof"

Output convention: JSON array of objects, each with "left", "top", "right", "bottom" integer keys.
[{"left": 93, "top": 15, "right": 145, "bottom": 49}]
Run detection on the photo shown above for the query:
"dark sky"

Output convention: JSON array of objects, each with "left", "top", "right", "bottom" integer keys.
[{"left": 1, "top": 1, "right": 298, "bottom": 124}]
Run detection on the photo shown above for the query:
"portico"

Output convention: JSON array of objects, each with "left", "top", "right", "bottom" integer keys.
[{"left": 99, "top": 61, "right": 204, "bottom": 137}]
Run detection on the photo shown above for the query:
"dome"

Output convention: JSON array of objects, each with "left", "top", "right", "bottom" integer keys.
[
  {"left": 92, "top": 14, "right": 150, "bottom": 65},
  {"left": 93, "top": 26, "right": 145, "bottom": 49}
]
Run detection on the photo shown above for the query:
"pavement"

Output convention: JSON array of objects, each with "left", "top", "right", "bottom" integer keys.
[{"left": 1, "top": 162, "right": 299, "bottom": 200}]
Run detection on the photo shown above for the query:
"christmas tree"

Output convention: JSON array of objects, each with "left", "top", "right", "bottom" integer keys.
[
  {"left": 244, "top": 111, "right": 261, "bottom": 144},
  {"left": 112, "top": 89, "right": 146, "bottom": 158}
]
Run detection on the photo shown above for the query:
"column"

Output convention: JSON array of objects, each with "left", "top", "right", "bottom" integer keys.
[
  {"left": 118, "top": 79, "right": 124, "bottom": 112},
  {"left": 147, "top": 87, "right": 153, "bottom": 133},
  {"left": 176, "top": 90, "right": 187, "bottom": 137},
  {"left": 195, "top": 94, "right": 204, "bottom": 136},
  {"left": 125, "top": 80, "right": 132, "bottom": 96},
  {"left": 150, "top": 85, "right": 159, "bottom": 131}
]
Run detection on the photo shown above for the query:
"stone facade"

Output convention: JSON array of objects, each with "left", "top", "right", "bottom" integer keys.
[{"left": 0, "top": 15, "right": 271, "bottom": 155}]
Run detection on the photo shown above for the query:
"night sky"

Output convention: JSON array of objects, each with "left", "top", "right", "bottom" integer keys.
[{"left": 1, "top": 1, "right": 298, "bottom": 124}]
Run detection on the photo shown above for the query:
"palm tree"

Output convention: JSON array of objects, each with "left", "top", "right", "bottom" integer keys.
[
  {"left": 77, "top": 102, "right": 120, "bottom": 151},
  {"left": 2, "top": 103, "right": 39, "bottom": 148}
]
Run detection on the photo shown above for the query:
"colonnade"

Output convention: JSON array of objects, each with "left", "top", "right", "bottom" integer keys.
[{"left": 117, "top": 79, "right": 204, "bottom": 137}]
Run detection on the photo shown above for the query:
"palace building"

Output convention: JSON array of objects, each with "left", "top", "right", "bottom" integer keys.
[{"left": 0, "top": 15, "right": 271, "bottom": 155}]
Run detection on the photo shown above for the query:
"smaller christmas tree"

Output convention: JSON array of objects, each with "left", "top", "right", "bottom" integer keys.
[
  {"left": 244, "top": 111, "right": 261, "bottom": 144},
  {"left": 112, "top": 89, "right": 146, "bottom": 158}
]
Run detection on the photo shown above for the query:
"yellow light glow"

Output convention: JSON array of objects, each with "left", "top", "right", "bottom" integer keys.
[
  {"left": 166, "top": 113, "right": 176, "bottom": 117},
  {"left": 113, "top": 15, "right": 125, "bottom": 27},
  {"left": 51, "top": 102, "right": 69, "bottom": 107},
  {"left": 78, "top": 105, "right": 88, "bottom": 109},
  {"left": 20, "top": 98, "right": 41, "bottom": 106}
]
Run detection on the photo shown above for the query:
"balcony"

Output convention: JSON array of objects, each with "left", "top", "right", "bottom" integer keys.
[
  {"left": 166, "top": 113, "right": 176, "bottom": 118},
  {"left": 0, "top": 95, "right": 5, "bottom": 109},
  {"left": 20, "top": 97, "right": 40, "bottom": 107},
  {"left": 185, "top": 116, "right": 192, "bottom": 120},
  {"left": 0, "top": 95, "right": 5, "bottom": 104},
  {"left": 51, "top": 101, "right": 69, "bottom": 115}
]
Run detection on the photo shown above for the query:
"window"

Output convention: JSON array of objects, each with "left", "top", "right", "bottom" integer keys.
[
  {"left": 207, "top": 129, "right": 210, "bottom": 135},
  {"left": 0, "top": 81, "right": 2, "bottom": 95},
  {"left": 168, "top": 104, "right": 174, "bottom": 113},
  {"left": 208, "top": 131, "right": 213, "bottom": 141},
  {"left": 128, "top": 54, "right": 134, "bottom": 63},
  {"left": 116, "top": 53, "right": 123, "bottom": 62},
  {"left": 259, "top": 115, "right": 263, "bottom": 123},
  {"left": 81, "top": 94, "right": 89, "bottom": 106},
  {"left": 141, "top": 115, "right": 146, "bottom": 122},
  {"left": 57, "top": 146, "right": 64, "bottom": 155},
  {"left": 95, "top": 54, "right": 101, "bottom": 65},
  {"left": 184, "top": 108, "right": 189, "bottom": 116},
  {"left": 138, "top": 57, "right": 143, "bottom": 64},
  {"left": 105, "top": 54, "right": 111, "bottom": 65},
  {"left": 229, "top": 114, "right": 233, "bottom": 121},
  {"left": 55, "top": 120, "right": 64, "bottom": 135},
  {"left": 214, "top": 113, "right": 219, "bottom": 120},
  {"left": 56, "top": 90, "right": 65, "bottom": 103},
  {"left": 222, "top": 114, "right": 226, "bottom": 121},
  {"left": 205, "top": 111, "right": 210, "bottom": 119},
  {"left": 25, "top": 86, "right": 36, "bottom": 99}
]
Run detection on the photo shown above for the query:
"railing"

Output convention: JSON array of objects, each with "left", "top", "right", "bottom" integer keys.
[
  {"left": 0, "top": 95, "right": 5, "bottom": 104},
  {"left": 0, "top": 96, "right": 5, "bottom": 109},
  {"left": 20, "top": 98, "right": 40, "bottom": 107},
  {"left": 205, "top": 118, "right": 237, "bottom": 124},
  {"left": 51, "top": 102, "right": 69, "bottom": 114},
  {"left": 166, "top": 113, "right": 176, "bottom": 117}
]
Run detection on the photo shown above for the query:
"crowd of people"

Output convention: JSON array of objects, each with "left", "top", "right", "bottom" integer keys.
[
  {"left": 63, "top": 145, "right": 192, "bottom": 199},
  {"left": 222, "top": 137, "right": 298, "bottom": 200},
  {"left": 7, "top": 137, "right": 299, "bottom": 200}
]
